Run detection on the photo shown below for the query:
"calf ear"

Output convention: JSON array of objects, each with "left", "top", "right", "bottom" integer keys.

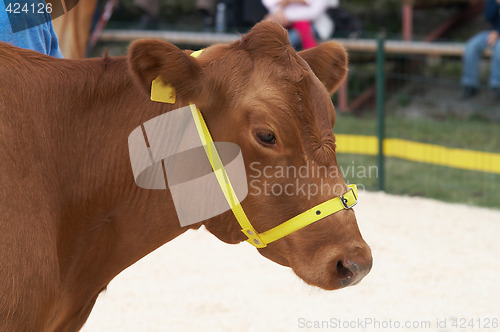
[
  {"left": 298, "top": 41, "right": 348, "bottom": 94},
  {"left": 128, "top": 39, "right": 202, "bottom": 101}
]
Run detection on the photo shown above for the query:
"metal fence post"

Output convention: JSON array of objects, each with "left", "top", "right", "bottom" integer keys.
[{"left": 376, "top": 33, "right": 386, "bottom": 191}]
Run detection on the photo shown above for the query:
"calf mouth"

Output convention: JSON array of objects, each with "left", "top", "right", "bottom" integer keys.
[{"left": 288, "top": 245, "right": 373, "bottom": 291}]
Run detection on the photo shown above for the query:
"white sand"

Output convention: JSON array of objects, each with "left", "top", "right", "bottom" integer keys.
[{"left": 81, "top": 191, "right": 500, "bottom": 332}]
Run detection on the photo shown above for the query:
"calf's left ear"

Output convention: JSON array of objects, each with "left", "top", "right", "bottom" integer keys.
[
  {"left": 298, "top": 41, "right": 348, "bottom": 94},
  {"left": 128, "top": 39, "right": 202, "bottom": 101}
]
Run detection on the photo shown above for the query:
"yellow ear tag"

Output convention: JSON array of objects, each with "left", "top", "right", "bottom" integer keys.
[
  {"left": 151, "top": 76, "right": 176, "bottom": 104},
  {"left": 150, "top": 49, "right": 203, "bottom": 104}
]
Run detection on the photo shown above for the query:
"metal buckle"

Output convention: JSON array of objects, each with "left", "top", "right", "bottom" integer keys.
[{"left": 341, "top": 188, "right": 357, "bottom": 209}]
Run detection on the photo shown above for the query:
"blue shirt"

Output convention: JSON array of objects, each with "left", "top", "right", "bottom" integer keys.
[
  {"left": 0, "top": 0, "right": 63, "bottom": 58},
  {"left": 485, "top": 0, "right": 500, "bottom": 33}
]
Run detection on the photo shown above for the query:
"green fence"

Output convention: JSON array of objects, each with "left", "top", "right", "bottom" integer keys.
[{"left": 334, "top": 36, "right": 500, "bottom": 209}]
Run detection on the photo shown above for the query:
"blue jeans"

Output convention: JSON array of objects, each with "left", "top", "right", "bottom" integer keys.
[
  {"left": 461, "top": 31, "right": 500, "bottom": 89},
  {"left": 288, "top": 28, "right": 301, "bottom": 50},
  {"left": 288, "top": 28, "right": 319, "bottom": 51}
]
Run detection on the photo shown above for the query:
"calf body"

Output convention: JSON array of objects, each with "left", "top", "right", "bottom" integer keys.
[
  {"left": 0, "top": 22, "right": 371, "bottom": 331},
  {"left": 0, "top": 43, "right": 189, "bottom": 331}
]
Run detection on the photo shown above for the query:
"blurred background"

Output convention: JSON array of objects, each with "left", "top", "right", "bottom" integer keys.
[{"left": 53, "top": 0, "right": 500, "bottom": 209}]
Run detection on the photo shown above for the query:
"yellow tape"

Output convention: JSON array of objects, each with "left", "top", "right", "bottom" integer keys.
[
  {"left": 385, "top": 138, "right": 500, "bottom": 174},
  {"left": 336, "top": 134, "right": 378, "bottom": 156},
  {"left": 336, "top": 134, "right": 500, "bottom": 174}
]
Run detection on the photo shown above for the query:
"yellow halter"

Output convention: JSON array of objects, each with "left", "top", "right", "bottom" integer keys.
[{"left": 150, "top": 50, "right": 359, "bottom": 248}]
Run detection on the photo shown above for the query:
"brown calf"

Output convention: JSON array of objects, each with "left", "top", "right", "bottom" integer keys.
[{"left": 0, "top": 22, "right": 371, "bottom": 331}]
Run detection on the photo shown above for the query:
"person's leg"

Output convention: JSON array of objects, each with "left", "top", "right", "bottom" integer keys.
[
  {"left": 291, "top": 21, "right": 317, "bottom": 50},
  {"left": 288, "top": 28, "right": 302, "bottom": 50},
  {"left": 489, "top": 39, "right": 500, "bottom": 92},
  {"left": 461, "top": 31, "right": 489, "bottom": 89}
]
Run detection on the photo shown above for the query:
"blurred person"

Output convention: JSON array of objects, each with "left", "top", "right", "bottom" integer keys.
[
  {"left": 314, "top": 0, "right": 336, "bottom": 41},
  {"left": 324, "top": 0, "right": 363, "bottom": 39},
  {"left": 133, "top": 0, "right": 159, "bottom": 29},
  {"left": 461, "top": 0, "right": 500, "bottom": 100},
  {"left": 0, "top": 0, "right": 63, "bottom": 57},
  {"left": 240, "top": 0, "right": 268, "bottom": 27},
  {"left": 198, "top": 0, "right": 217, "bottom": 28},
  {"left": 262, "top": 0, "right": 328, "bottom": 49},
  {"left": 207, "top": 0, "right": 266, "bottom": 31},
  {"left": 132, "top": 0, "right": 226, "bottom": 31}
]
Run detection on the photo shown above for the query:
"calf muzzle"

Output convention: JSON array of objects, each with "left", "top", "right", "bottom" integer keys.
[{"left": 335, "top": 245, "right": 373, "bottom": 287}]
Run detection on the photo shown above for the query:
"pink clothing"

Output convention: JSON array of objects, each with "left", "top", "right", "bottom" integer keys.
[
  {"left": 262, "top": 0, "right": 327, "bottom": 49},
  {"left": 262, "top": 0, "right": 328, "bottom": 22},
  {"left": 291, "top": 21, "right": 317, "bottom": 49}
]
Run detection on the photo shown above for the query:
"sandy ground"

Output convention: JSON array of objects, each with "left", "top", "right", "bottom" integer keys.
[{"left": 81, "top": 191, "right": 500, "bottom": 332}]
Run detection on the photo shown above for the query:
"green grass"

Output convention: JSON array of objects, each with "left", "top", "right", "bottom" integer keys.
[
  {"left": 337, "top": 153, "right": 500, "bottom": 209},
  {"left": 334, "top": 113, "right": 500, "bottom": 153},
  {"left": 333, "top": 114, "right": 500, "bottom": 209}
]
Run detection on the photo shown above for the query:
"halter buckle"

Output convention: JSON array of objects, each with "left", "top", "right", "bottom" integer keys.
[{"left": 341, "top": 187, "right": 358, "bottom": 209}]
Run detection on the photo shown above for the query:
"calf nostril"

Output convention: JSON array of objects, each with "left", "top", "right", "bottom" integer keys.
[{"left": 336, "top": 260, "right": 354, "bottom": 280}]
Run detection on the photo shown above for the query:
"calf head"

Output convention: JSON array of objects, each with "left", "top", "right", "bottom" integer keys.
[{"left": 128, "top": 21, "right": 372, "bottom": 290}]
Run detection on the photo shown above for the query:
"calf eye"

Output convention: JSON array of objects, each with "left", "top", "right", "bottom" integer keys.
[{"left": 256, "top": 130, "right": 277, "bottom": 146}]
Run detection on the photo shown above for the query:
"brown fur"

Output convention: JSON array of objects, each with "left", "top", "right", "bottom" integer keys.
[{"left": 0, "top": 22, "right": 371, "bottom": 331}]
